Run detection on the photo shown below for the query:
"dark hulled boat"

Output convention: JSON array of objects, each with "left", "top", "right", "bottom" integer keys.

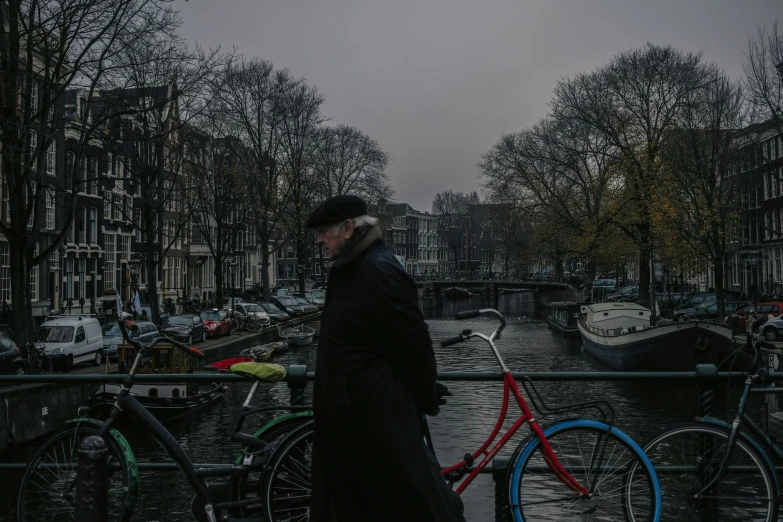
[{"left": 546, "top": 301, "right": 581, "bottom": 337}]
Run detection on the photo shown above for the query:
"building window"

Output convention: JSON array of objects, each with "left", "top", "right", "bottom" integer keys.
[
  {"left": 65, "top": 258, "right": 74, "bottom": 298},
  {"left": 104, "top": 192, "right": 111, "bottom": 219},
  {"left": 78, "top": 207, "right": 86, "bottom": 243},
  {"left": 78, "top": 258, "right": 86, "bottom": 299},
  {"left": 113, "top": 193, "right": 121, "bottom": 220},
  {"left": 46, "top": 142, "right": 55, "bottom": 176},
  {"left": 104, "top": 235, "right": 115, "bottom": 292},
  {"left": 45, "top": 188, "right": 55, "bottom": 230},
  {"left": 174, "top": 257, "right": 181, "bottom": 290},
  {"left": 134, "top": 209, "right": 141, "bottom": 242},
  {"left": 90, "top": 208, "right": 97, "bottom": 243},
  {"left": 29, "top": 264, "right": 37, "bottom": 302},
  {"left": 119, "top": 235, "right": 129, "bottom": 263},
  {"left": 78, "top": 157, "right": 86, "bottom": 191},
  {"left": 88, "top": 158, "right": 98, "bottom": 195}
]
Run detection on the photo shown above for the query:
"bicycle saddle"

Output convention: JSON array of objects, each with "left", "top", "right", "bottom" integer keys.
[{"left": 230, "top": 362, "right": 287, "bottom": 383}]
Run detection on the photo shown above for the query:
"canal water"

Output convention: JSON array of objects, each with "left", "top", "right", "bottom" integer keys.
[{"left": 0, "top": 294, "right": 759, "bottom": 521}]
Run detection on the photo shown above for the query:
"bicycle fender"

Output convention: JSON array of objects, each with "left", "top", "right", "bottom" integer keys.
[
  {"left": 698, "top": 416, "right": 780, "bottom": 493},
  {"left": 507, "top": 418, "right": 662, "bottom": 522},
  {"left": 234, "top": 411, "right": 313, "bottom": 465},
  {"left": 65, "top": 417, "right": 139, "bottom": 513}
]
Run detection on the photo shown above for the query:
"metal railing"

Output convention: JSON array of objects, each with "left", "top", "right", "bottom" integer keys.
[{"left": 1, "top": 365, "right": 774, "bottom": 522}]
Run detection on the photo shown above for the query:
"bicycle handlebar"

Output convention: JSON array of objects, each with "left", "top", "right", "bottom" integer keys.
[
  {"left": 441, "top": 329, "right": 472, "bottom": 347},
  {"left": 455, "top": 310, "right": 481, "bottom": 320}
]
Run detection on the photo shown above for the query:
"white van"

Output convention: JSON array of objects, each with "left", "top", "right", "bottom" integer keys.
[{"left": 34, "top": 316, "right": 104, "bottom": 370}]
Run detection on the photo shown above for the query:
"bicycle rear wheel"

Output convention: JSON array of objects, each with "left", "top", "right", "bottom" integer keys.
[
  {"left": 508, "top": 418, "right": 660, "bottom": 522},
  {"left": 17, "top": 423, "right": 137, "bottom": 522},
  {"left": 639, "top": 421, "right": 777, "bottom": 522},
  {"left": 264, "top": 423, "right": 315, "bottom": 522}
]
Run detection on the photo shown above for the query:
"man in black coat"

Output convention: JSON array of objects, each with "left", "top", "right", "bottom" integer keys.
[{"left": 307, "top": 195, "right": 465, "bottom": 522}]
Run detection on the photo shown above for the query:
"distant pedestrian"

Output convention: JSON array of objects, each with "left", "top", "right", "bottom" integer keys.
[{"left": 307, "top": 195, "right": 464, "bottom": 522}]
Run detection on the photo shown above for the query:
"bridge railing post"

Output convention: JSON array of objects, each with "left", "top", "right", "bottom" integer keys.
[
  {"left": 493, "top": 456, "right": 511, "bottom": 522},
  {"left": 75, "top": 435, "right": 108, "bottom": 522},
  {"left": 287, "top": 364, "right": 308, "bottom": 406}
]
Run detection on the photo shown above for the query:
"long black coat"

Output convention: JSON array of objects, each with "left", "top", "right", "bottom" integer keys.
[{"left": 310, "top": 239, "right": 464, "bottom": 522}]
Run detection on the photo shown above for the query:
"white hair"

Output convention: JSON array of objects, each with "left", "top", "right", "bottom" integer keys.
[{"left": 324, "top": 215, "right": 377, "bottom": 235}]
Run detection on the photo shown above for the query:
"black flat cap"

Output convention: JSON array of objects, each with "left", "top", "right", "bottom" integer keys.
[{"left": 306, "top": 195, "right": 368, "bottom": 228}]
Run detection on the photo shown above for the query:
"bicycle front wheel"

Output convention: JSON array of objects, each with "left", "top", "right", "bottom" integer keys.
[
  {"left": 639, "top": 421, "right": 778, "bottom": 522},
  {"left": 17, "top": 423, "right": 137, "bottom": 522},
  {"left": 508, "top": 419, "right": 660, "bottom": 522}
]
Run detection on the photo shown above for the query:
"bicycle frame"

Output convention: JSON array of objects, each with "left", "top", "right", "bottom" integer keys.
[
  {"left": 436, "top": 309, "right": 589, "bottom": 496},
  {"left": 694, "top": 372, "right": 783, "bottom": 499},
  {"left": 85, "top": 341, "right": 309, "bottom": 518}
]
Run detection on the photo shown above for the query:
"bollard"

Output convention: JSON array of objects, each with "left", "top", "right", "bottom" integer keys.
[
  {"left": 287, "top": 364, "right": 308, "bottom": 406},
  {"left": 75, "top": 435, "right": 108, "bottom": 522},
  {"left": 492, "top": 456, "right": 511, "bottom": 522},
  {"left": 695, "top": 364, "right": 718, "bottom": 418}
]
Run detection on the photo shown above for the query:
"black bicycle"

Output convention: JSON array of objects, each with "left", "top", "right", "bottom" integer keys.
[
  {"left": 635, "top": 316, "right": 783, "bottom": 521},
  {"left": 17, "top": 317, "right": 314, "bottom": 522}
]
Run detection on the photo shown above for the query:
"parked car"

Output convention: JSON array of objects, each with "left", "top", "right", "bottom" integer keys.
[
  {"left": 34, "top": 316, "right": 104, "bottom": 369},
  {"left": 233, "top": 303, "right": 271, "bottom": 327},
  {"left": 724, "top": 302, "right": 783, "bottom": 333},
  {"left": 304, "top": 290, "right": 325, "bottom": 309},
  {"left": 754, "top": 313, "right": 783, "bottom": 341},
  {"left": 271, "top": 296, "right": 308, "bottom": 317},
  {"left": 160, "top": 315, "right": 207, "bottom": 344},
  {"left": 673, "top": 293, "right": 717, "bottom": 314},
  {"left": 291, "top": 296, "right": 318, "bottom": 314},
  {"left": 680, "top": 300, "right": 751, "bottom": 322},
  {"left": 591, "top": 278, "right": 617, "bottom": 297},
  {"left": 605, "top": 286, "right": 638, "bottom": 302},
  {"left": 139, "top": 303, "right": 171, "bottom": 325},
  {"left": 0, "top": 336, "right": 25, "bottom": 375},
  {"left": 258, "top": 302, "right": 289, "bottom": 323},
  {"left": 102, "top": 321, "right": 159, "bottom": 359},
  {"left": 200, "top": 310, "right": 232, "bottom": 338},
  {"left": 275, "top": 289, "right": 290, "bottom": 297},
  {"left": 222, "top": 297, "right": 246, "bottom": 311}
]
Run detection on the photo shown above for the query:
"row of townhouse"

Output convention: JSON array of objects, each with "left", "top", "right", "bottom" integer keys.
[
  {"left": 0, "top": 81, "right": 283, "bottom": 323},
  {"left": 729, "top": 121, "right": 783, "bottom": 298}
]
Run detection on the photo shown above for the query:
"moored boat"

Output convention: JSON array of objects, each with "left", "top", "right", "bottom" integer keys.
[
  {"left": 239, "top": 344, "right": 275, "bottom": 361},
  {"left": 90, "top": 341, "right": 226, "bottom": 421},
  {"left": 546, "top": 301, "right": 581, "bottom": 337},
  {"left": 577, "top": 302, "right": 736, "bottom": 371},
  {"left": 281, "top": 325, "right": 315, "bottom": 347},
  {"left": 444, "top": 287, "right": 472, "bottom": 300}
]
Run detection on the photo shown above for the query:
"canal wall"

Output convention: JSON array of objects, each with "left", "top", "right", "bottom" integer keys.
[{"left": 0, "top": 314, "right": 319, "bottom": 455}]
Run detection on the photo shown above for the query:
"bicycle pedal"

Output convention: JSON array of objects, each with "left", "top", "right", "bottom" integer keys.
[{"left": 242, "top": 454, "right": 254, "bottom": 466}]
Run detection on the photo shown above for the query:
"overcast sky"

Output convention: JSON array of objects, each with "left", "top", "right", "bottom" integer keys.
[{"left": 179, "top": 1, "right": 780, "bottom": 212}]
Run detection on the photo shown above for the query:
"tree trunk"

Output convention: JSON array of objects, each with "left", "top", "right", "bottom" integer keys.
[
  {"left": 261, "top": 248, "right": 271, "bottom": 302},
  {"left": 713, "top": 260, "right": 725, "bottom": 318},
  {"left": 145, "top": 255, "right": 160, "bottom": 325},
  {"left": 10, "top": 237, "right": 33, "bottom": 345},
  {"left": 297, "top": 238, "right": 306, "bottom": 297},
  {"left": 214, "top": 257, "right": 224, "bottom": 307}
]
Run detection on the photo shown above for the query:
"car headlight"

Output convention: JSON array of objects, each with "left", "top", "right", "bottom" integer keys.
[
  {"left": 209, "top": 324, "right": 217, "bottom": 330},
  {"left": 50, "top": 347, "right": 63, "bottom": 355}
]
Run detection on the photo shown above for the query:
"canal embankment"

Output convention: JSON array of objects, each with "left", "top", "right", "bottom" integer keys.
[{"left": 0, "top": 313, "right": 319, "bottom": 454}]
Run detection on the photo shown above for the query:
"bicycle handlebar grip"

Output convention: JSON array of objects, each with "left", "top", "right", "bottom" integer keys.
[
  {"left": 165, "top": 337, "right": 206, "bottom": 360},
  {"left": 441, "top": 335, "right": 464, "bottom": 347},
  {"left": 455, "top": 310, "right": 481, "bottom": 320}
]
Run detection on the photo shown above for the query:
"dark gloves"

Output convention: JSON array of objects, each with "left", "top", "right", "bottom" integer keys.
[{"left": 435, "top": 381, "right": 451, "bottom": 406}]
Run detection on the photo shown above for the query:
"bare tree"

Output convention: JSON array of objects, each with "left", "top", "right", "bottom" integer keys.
[
  {"left": 212, "top": 59, "right": 297, "bottom": 302},
  {"left": 0, "top": 0, "right": 179, "bottom": 342},
  {"left": 184, "top": 113, "right": 252, "bottom": 308},
  {"left": 312, "top": 124, "right": 392, "bottom": 202},
  {"left": 744, "top": 21, "right": 783, "bottom": 134},
  {"left": 278, "top": 81, "right": 324, "bottom": 296},
  {"left": 551, "top": 44, "right": 707, "bottom": 299},
  {"left": 99, "top": 29, "right": 225, "bottom": 324},
  {"left": 654, "top": 66, "right": 745, "bottom": 315}
]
